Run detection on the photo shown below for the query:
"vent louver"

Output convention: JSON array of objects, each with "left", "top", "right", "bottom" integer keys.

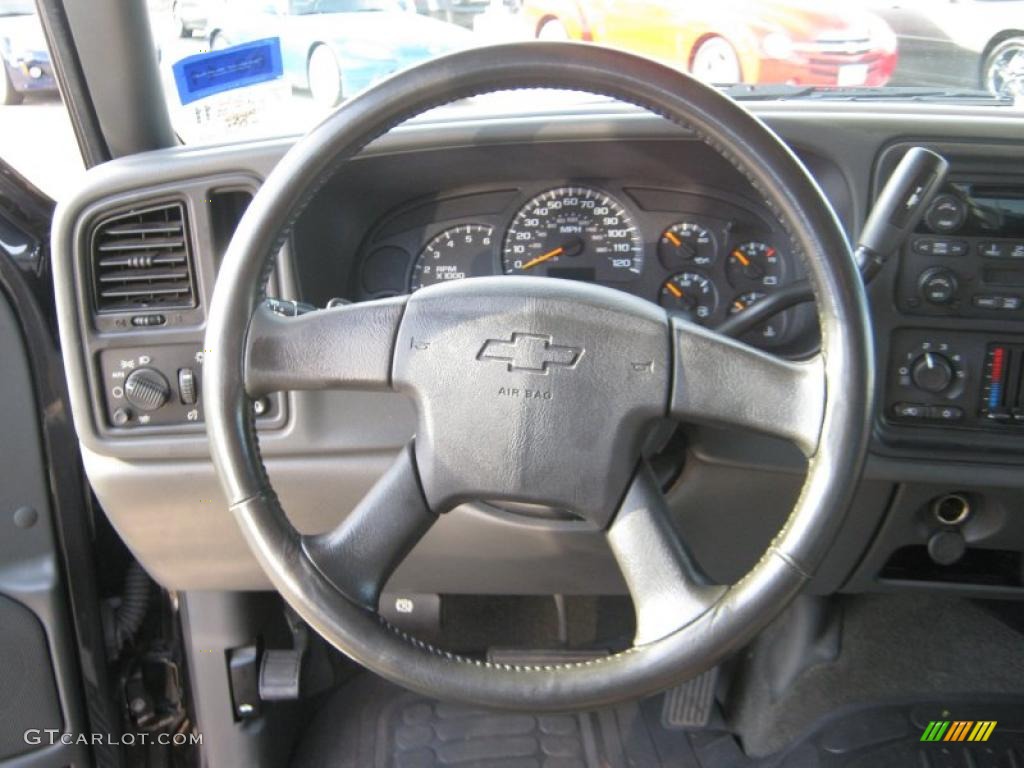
[{"left": 91, "top": 203, "right": 197, "bottom": 313}]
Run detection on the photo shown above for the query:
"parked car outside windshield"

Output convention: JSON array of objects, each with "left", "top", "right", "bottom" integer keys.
[
  {"left": 0, "top": 0, "right": 57, "bottom": 105},
  {"left": 204, "top": 0, "right": 472, "bottom": 109},
  {"left": 3, "top": 0, "right": 1020, "bottom": 190}
]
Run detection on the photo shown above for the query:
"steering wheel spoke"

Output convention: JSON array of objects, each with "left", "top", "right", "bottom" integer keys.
[
  {"left": 204, "top": 42, "right": 872, "bottom": 710},
  {"left": 670, "top": 317, "right": 825, "bottom": 457},
  {"left": 607, "top": 462, "right": 726, "bottom": 646},
  {"left": 244, "top": 296, "right": 406, "bottom": 397},
  {"left": 302, "top": 443, "right": 436, "bottom": 610}
]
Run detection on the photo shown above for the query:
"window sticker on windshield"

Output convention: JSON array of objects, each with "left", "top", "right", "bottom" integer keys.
[
  {"left": 172, "top": 38, "right": 283, "bottom": 105},
  {"left": 169, "top": 38, "right": 291, "bottom": 143}
]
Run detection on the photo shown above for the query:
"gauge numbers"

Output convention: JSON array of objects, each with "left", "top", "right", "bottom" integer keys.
[
  {"left": 729, "top": 291, "right": 789, "bottom": 348},
  {"left": 659, "top": 272, "right": 719, "bottom": 324},
  {"left": 410, "top": 224, "right": 494, "bottom": 292},
  {"left": 502, "top": 186, "right": 643, "bottom": 283},
  {"left": 727, "top": 241, "right": 783, "bottom": 290},
  {"left": 658, "top": 222, "right": 717, "bottom": 270}
]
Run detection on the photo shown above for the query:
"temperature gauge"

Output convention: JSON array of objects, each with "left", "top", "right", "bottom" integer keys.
[
  {"left": 658, "top": 222, "right": 717, "bottom": 270},
  {"left": 729, "top": 291, "right": 788, "bottom": 348},
  {"left": 727, "top": 241, "right": 783, "bottom": 290},
  {"left": 659, "top": 272, "right": 719, "bottom": 324}
]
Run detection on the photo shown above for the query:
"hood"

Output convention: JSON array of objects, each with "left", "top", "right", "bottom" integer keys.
[
  {"left": 749, "top": 0, "right": 883, "bottom": 40},
  {"left": 0, "top": 13, "right": 48, "bottom": 54},
  {"left": 289, "top": 10, "right": 471, "bottom": 55},
  {"left": 667, "top": 0, "right": 885, "bottom": 42}
]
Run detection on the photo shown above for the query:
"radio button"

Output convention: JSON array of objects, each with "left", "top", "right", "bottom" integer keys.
[
  {"left": 986, "top": 409, "right": 1012, "bottom": 423},
  {"left": 978, "top": 242, "right": 1008, "bottom": 258},
  {"left": 972, "top": 295, "right": 1021, "bottom": 310},
  {"left": 914, "top": 238, "right": 968, "bottom": 257}
]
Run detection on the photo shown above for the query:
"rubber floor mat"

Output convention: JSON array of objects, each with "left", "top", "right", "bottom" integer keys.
[
  {"left": 289, "top": 673, "right": 1024, "bottom": 768},
  {"left": 289, "top": 673, "right": 696, "bottom": 767}
]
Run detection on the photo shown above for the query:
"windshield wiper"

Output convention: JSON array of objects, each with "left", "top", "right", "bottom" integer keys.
[{"left": 722, "top": 83, "right": 1015, "bottom": 106}]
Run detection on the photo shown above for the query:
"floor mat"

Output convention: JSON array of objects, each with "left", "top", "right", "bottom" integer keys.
[
  {"left": 289, "top": 673, "right": 1024, "bottom": 768},
  {"left": 289, "top": 673, "right": 697, "bottom": 768}
]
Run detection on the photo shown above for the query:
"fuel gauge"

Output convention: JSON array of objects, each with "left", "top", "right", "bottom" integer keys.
[{"left": 729, "top": 291, "right": 788, "bottom": 348}]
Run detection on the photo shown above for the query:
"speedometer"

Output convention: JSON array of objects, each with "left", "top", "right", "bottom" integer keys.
[{"left": 502, "top": 186, "right": 644, "bottom": 283}]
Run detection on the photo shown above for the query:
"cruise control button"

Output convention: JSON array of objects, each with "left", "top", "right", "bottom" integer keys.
[
  {"left": 894, "top": 403, "right": 927, "bottom": 419},
  {"left": 1011, "top": 243, "right": 1024, "bottom": 259},
  {"left": 928, "top": 405, "right": 963, "bottom": 421}
]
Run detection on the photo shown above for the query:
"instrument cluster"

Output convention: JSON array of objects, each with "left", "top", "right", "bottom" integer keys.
[{"left": 357, "top": 182, "right": 814, "bottom": 352}]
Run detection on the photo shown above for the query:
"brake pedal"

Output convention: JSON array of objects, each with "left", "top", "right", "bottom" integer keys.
[{"left": 661, "top": 666, "right": 720, "bottom": 729}]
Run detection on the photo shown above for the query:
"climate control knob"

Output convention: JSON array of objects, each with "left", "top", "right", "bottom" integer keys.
[
  {"left": 911, "top": 352, "right": 954, "bottom": 394},
  {"left": 123, "top": 367, "right": 171, "bottom": 411}
]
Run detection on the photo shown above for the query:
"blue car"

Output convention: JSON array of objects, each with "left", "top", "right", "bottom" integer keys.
[
  {"left": 206, "top": 0, "right": 472, "bottom": 107},
  {"left": 0, "top": 0, "right": 57, "bottom": 105}
]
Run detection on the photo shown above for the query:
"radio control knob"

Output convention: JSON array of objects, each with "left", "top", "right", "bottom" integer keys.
[
  {"left": 911, "top": 352, "right": 954, "bottom": 394},
  {"left": 918, "top": 267, "right": 958, "bottom": 305},
  {"left": 924, "top": 194, "right": 966, "bottom": 234},
  {"left": 123, "top": 367, "right": 171, "bottom": 411}
]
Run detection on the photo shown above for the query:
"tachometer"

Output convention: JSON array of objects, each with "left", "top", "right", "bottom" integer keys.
[
  {"left": 410, "top": 224, "right": 494, "bottom": 292},
  {"left": 502, "top": 186, "right": 643, "bottom": 283}
]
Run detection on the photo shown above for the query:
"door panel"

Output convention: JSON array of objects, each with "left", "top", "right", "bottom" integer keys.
[{"left": 0, "top": 210, "right": 92, "bottom": 766}]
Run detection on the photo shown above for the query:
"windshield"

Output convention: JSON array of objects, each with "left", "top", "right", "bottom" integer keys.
[
  {"left": 143, "top": 0, "right": 1019, "bottom": 142},
  {"left": 291, "top": 0, "right": 404, "bottom": 12},
  {"left": 0, "top": 0, "right": 36, "bottom": 15}
]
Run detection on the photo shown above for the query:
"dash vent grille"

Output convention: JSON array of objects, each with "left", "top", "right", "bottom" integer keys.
[{"left": 91, "top": 202, "right": 197, "bottom": 313}]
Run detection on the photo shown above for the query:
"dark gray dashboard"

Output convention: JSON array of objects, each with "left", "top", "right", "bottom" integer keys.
[{"left": 51, "top": 101, "right": 1024, "bottom": 600}]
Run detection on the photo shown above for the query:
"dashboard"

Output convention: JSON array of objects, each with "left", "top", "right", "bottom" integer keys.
[
  {"left": 354, "top": 181, "right": 814, "bottom": 353},
  {"left": 50, "top": 101, "right": 1024, "bottom": 604}
]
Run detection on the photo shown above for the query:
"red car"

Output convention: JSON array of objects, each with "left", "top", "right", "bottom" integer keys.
[{"left": 521, "top": 0, "right": 898, "bottom": 86}]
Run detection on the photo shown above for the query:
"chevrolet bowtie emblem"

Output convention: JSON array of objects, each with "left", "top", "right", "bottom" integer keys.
[{"left": 477, "top": 333, "right": 583, "bottom": 374}]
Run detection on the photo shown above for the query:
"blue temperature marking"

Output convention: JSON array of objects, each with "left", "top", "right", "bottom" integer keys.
[{"left": 989, "top": 383, "right": 1002, "bottom": 410}]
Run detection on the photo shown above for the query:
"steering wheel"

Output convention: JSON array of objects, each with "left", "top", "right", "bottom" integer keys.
[{"left": 204, "top": 42, "right": 873, "bottom": 710}]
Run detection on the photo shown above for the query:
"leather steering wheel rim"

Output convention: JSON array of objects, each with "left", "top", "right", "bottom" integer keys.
[{"left": 204, "top": 42, "right": 873, "bottom": 710}]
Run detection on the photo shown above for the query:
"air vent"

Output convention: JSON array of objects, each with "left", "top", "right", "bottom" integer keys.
[{"left": 91, "top": 203, "right": 197, "bottom": 313}]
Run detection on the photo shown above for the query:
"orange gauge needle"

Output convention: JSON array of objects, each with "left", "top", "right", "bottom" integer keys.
[
  {"left": 666, "top": 282, "right": 683, "bottom": 299},
  {"left": 521, "top": 246, "right": 565, "bottom": 271},
  {"left": 664, "top": 231, "right": 682, "bottom": 247},
  {"left": 732, "top": 249, "right": 751, "bottom": 267}
]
